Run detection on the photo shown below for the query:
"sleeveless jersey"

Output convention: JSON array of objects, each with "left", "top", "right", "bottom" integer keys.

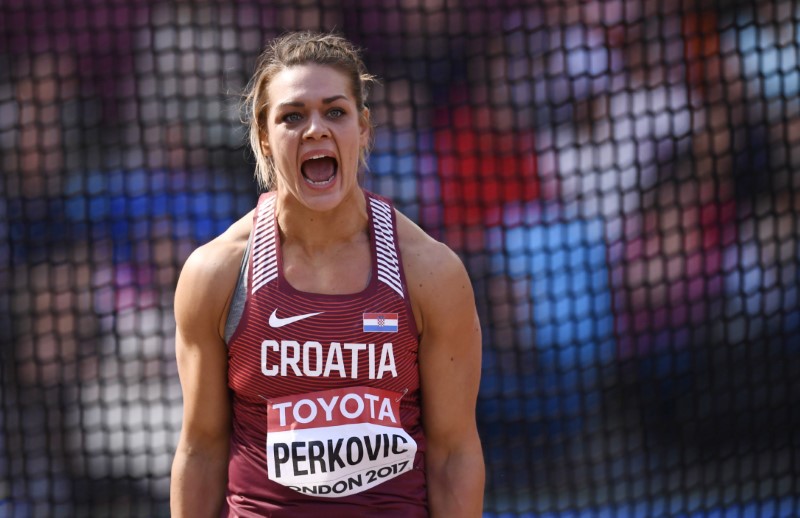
[{"left": 223, "top": 190, "right": 427, "bottom": 518}]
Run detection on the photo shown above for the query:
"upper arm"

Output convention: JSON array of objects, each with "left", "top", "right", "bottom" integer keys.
[
  {"left": 410, "top": 240, "right": 483, "bottom": 455},
  {"left": 174, "top": 243, "right": 240, "bottom": 449}
]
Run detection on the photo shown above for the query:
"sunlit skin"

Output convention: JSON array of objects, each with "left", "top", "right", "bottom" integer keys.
[{"left": 263, "top": 63, "right": 370, "bottom": 217}]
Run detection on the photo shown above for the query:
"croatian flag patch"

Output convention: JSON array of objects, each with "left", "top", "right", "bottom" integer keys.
[{"left": 363, "top": 313, "right": 399, "bottom": 333}]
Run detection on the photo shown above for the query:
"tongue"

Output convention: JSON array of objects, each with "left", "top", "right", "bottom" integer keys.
[{"left": 302, "top": 157, "right": 336, "bottom": 182}]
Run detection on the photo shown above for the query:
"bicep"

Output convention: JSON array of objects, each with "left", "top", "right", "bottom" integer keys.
[
  {"left": 175, "top": 326, "right": 231, "bottom": 445},
  {"left": 417, "top": 258, "right": 482, "bottom": 452},
  {"left": 173, "top": 254, "right": 232, "bottom": 448}
]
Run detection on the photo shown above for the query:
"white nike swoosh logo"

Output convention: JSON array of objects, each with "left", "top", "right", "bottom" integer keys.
[{"left": 268, "top": 309, "right": 323, "bottom": 328}]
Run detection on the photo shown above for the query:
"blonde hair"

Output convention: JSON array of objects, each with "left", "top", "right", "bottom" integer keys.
[{"left": 242, "top": 31, "right": 376, "bottom": 190}]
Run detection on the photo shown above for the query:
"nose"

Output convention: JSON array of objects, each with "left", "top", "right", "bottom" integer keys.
[{"left": 303, "top": 112, "right": 330, "bottom": 140}]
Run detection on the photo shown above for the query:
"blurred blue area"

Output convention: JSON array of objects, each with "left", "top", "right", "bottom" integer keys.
[
  {"left": 501, "top": 217, "right": 614, "bottom": 369},
  {"left": 365, "top": 127, "right": 423, "bottom": 221},
  {"left": 481, "top": 206, "right": 616, "bottom": 434},
  {"left": 726, "top": 14, "right": 800, "bottom": 100},
  {"left": 60, "top": 168, "right": 255, "bottom": 262}
]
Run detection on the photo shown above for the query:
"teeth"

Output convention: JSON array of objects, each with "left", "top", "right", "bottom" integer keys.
[{"left": 304, "top": 175, "right": 335, "bottom": 186}]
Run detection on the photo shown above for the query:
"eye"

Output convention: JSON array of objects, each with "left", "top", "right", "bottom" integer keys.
[
  {"left": 327, "top": 108, "right": 345, "bottom": 119},
  {"left": 282, "top": 112, "right": 303, "bottom": 123}
]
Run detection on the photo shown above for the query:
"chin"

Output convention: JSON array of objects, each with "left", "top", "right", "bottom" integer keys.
[{"left": 298, "top": 181, "right": 349, "bottom": 213}]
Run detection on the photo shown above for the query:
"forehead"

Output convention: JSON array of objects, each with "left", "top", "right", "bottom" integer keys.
[{"left": 267, "top": 63, "right": 354, "bottom": 106}]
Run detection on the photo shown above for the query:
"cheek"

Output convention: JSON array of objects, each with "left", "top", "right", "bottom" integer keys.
[{"left": 270, "top": 130, "right": 298, "bottom": 154}]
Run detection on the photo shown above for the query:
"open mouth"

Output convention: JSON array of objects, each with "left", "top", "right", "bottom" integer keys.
[{"left": 301, "top": 155, "right": 338, "bottom": 187}]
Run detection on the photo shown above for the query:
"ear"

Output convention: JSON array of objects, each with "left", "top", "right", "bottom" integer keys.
[{"left": 260, "top": 137, "right": 271, "bottom": 157}]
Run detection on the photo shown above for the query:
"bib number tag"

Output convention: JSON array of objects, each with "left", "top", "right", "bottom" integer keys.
[{"left": 266, "top": 386, "right": 417, "bottom": 498}]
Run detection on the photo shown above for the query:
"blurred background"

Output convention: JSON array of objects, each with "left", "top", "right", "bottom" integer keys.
[{"left": 1, "top": 0, "right": 799, "bottom": 516}]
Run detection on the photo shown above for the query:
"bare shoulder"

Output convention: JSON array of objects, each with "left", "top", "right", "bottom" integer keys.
[
  {"left": 175, "top": 210, "right": 254, "bottom": 337},
  {"left": 395, "top": 210, "right": 474, "bottom": 333},
  {"left": 395, "top": 209, "right": 466, "bottom": 283}
]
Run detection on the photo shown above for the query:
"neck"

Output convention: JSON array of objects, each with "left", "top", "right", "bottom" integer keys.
[{"left": 274, "top": 188, "right": 368, "bottom": 250}]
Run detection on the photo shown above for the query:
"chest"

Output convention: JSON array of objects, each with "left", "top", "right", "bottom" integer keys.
[
  {"left": 228, "top": 281, "right": 419, "bottom": 402},
  {"left": 281, "top": 239, "right": 372, "bottom": 295}
]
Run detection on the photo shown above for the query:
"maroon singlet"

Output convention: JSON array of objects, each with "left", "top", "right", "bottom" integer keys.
[{"left": 223, "top": 190, "right": 427, "bottom": 517}]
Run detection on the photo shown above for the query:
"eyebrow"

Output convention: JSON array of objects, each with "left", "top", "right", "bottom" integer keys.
[{"left": 277, "top": 95, "right": 348, "bottom": 108}]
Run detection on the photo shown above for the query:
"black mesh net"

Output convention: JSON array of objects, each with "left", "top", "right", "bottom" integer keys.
[{"left": 2, "top": 0, "right": 799, "bottom": 517}]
